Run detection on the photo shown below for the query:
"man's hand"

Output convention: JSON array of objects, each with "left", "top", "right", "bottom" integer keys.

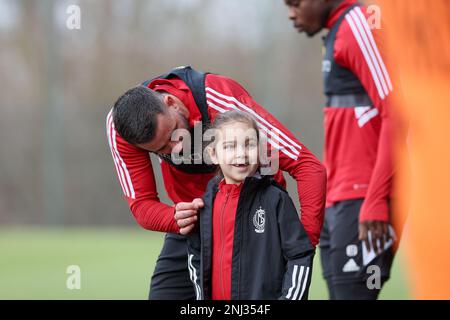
[
  {"left": 174, "top": 198, "right": 204, "bottom": 235},
  {"left": 359, "top": 220, "right": 392, "bottom": 254}
]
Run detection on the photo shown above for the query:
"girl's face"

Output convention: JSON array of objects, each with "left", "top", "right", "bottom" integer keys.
[{"left": 209, "top": 121, "right": 259, "bottom": 185}]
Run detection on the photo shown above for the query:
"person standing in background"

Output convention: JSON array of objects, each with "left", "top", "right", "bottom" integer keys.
[{"left": 283, "top": 0, "right": 396, "bottom": 299}]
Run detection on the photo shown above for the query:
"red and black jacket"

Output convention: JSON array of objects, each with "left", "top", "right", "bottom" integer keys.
[
  {"left": 187, "top": 174, "right": 315, "bottom": 300},
  {"left": 106, "top": 66, "right": 327, "bottom": 245}
]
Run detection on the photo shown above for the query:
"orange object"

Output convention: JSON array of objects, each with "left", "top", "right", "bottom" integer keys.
[{"left": 374, "top": 0, "right": 450, "bottom": 299}]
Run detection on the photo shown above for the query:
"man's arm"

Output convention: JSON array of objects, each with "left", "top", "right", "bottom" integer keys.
[
  {"left": 106, "top": 109, "right": 178, "bottom": 233},
  {"left": 205, "top": 74, "right": 327, "bottom": 246},
  {"left": 337, "top": 6, "right": 394, "bottom": 223}
]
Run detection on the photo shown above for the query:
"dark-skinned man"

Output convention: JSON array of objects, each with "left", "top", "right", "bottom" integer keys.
[{"left": 283, "top": 0, "right": 396, "bottom": 299}]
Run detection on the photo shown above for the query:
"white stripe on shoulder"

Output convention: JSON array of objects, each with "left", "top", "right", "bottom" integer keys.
[
  {"left": 107, "top": 113, "right": 131, "bottom": 197},
  {"left": 107, "top": 110, "right": 135, "bottom": 199},
  {"left": 106, "top": 110, "right": 129, "bottom": 197},
  {"left": 354, "top": 6, "right": 393, "bottom": 91},
  {"left": 345, "top": 12, "right": 386, "bottom": 100},
  {"left": 207, "top": 94, "right": 299, "bottom": 160},
  {"left": 349, "top": 8, "right": 389, "bottom": 97},
  {"left": 206, "top": 87, "right": 302, "bottom": 151},
  {"left": 206, "top": 100, "right": 229, "bottom": 114},
  {"left": 206, "top": 88, "right": 301, "bottom": 160},
  {"left": 207, "top": 93, "right": 300, "bottom": 157},
  {"left": 111, "top": 121, "right": 135, "bottom": 199},
  {"left": 267, "top": 138, "right": 298, "bottom": 160}
]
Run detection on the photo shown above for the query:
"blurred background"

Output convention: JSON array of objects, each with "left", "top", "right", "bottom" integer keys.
[{"left": 0, "top": 0, "right": 409, "bottom": 299}]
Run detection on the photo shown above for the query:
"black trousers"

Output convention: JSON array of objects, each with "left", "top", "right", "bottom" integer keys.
[
  {"left": 149, "top": 233, "right": 196, "bottom": 300},
  {"left": 319, "top": 199, "right": 394, "bottom": 300}
]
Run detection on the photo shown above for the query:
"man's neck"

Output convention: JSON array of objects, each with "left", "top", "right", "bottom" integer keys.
[{"left": 325, "top": 0, "right": 356, "bottom": 29}]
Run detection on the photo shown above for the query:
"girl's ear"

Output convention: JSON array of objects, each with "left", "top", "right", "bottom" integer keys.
[{"left": 207, "top": 146, "right": 219, "bottom": 165}]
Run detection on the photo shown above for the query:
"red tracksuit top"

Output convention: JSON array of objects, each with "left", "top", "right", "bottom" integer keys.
[
  {"left": 106, "top": 73, "right": 327, "bottom": 245},
  {"left": 324, "top": 0, "right": 394, "bottom": 222},
  {"left": 211, "top": 180, "right": 241, "bottom": 300}
]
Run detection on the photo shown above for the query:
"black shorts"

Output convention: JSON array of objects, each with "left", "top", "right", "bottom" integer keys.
[
  {"left": 148, "top": 233, "right": 196, "bottom": 300},
  {"left": 319, "top": 199, "right": 394, "bottom": 288}
]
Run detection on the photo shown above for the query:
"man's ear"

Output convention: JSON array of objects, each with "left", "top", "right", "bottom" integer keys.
[
  {"left": 163, "top": 94, "right": 189, "bottom": 117},
  {"left": 162, "top": 94, "right": 176, "bottom": 108}
]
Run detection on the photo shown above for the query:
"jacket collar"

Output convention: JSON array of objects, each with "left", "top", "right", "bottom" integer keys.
[
  {"left": 218, "top": 179, "right": 242, "bottom": 198},
  {"left": 204, "top": 172, "right": 272, "bottom": 201},
  {"left": 326, "top": 0, "right": 358, "bottom": 29}
]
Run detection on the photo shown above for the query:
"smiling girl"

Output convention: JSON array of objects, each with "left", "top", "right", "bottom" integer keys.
[{"left": 176, "top": 110, "right": 315, "bottom": 300}]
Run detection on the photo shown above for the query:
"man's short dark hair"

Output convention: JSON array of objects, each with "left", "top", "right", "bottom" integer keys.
[{"left": 112, "top": 86, "right": 165, "bottom": 145}]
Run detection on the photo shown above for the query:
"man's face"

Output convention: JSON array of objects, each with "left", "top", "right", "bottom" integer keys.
[
  {"left": 137, "top": 106, "right": 189, "bottom": 156},
  {"left": 284, "top": 0, "right": 328, "bottom": 37}
]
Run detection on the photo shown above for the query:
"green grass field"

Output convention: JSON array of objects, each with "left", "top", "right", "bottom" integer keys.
[{"left": 0, "top": 227, "right": 410, "bottom": 299}]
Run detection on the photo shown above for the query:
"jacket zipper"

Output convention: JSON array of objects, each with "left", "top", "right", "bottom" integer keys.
[
  {"left": 235, "top": 187, "right": 250, "bottom": 300},
  {"left": 236, "top": 203, "right": 244, "bottom": 299},
  {"left": 219, "top": 190, "right": 230, "bottom": 299}
]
